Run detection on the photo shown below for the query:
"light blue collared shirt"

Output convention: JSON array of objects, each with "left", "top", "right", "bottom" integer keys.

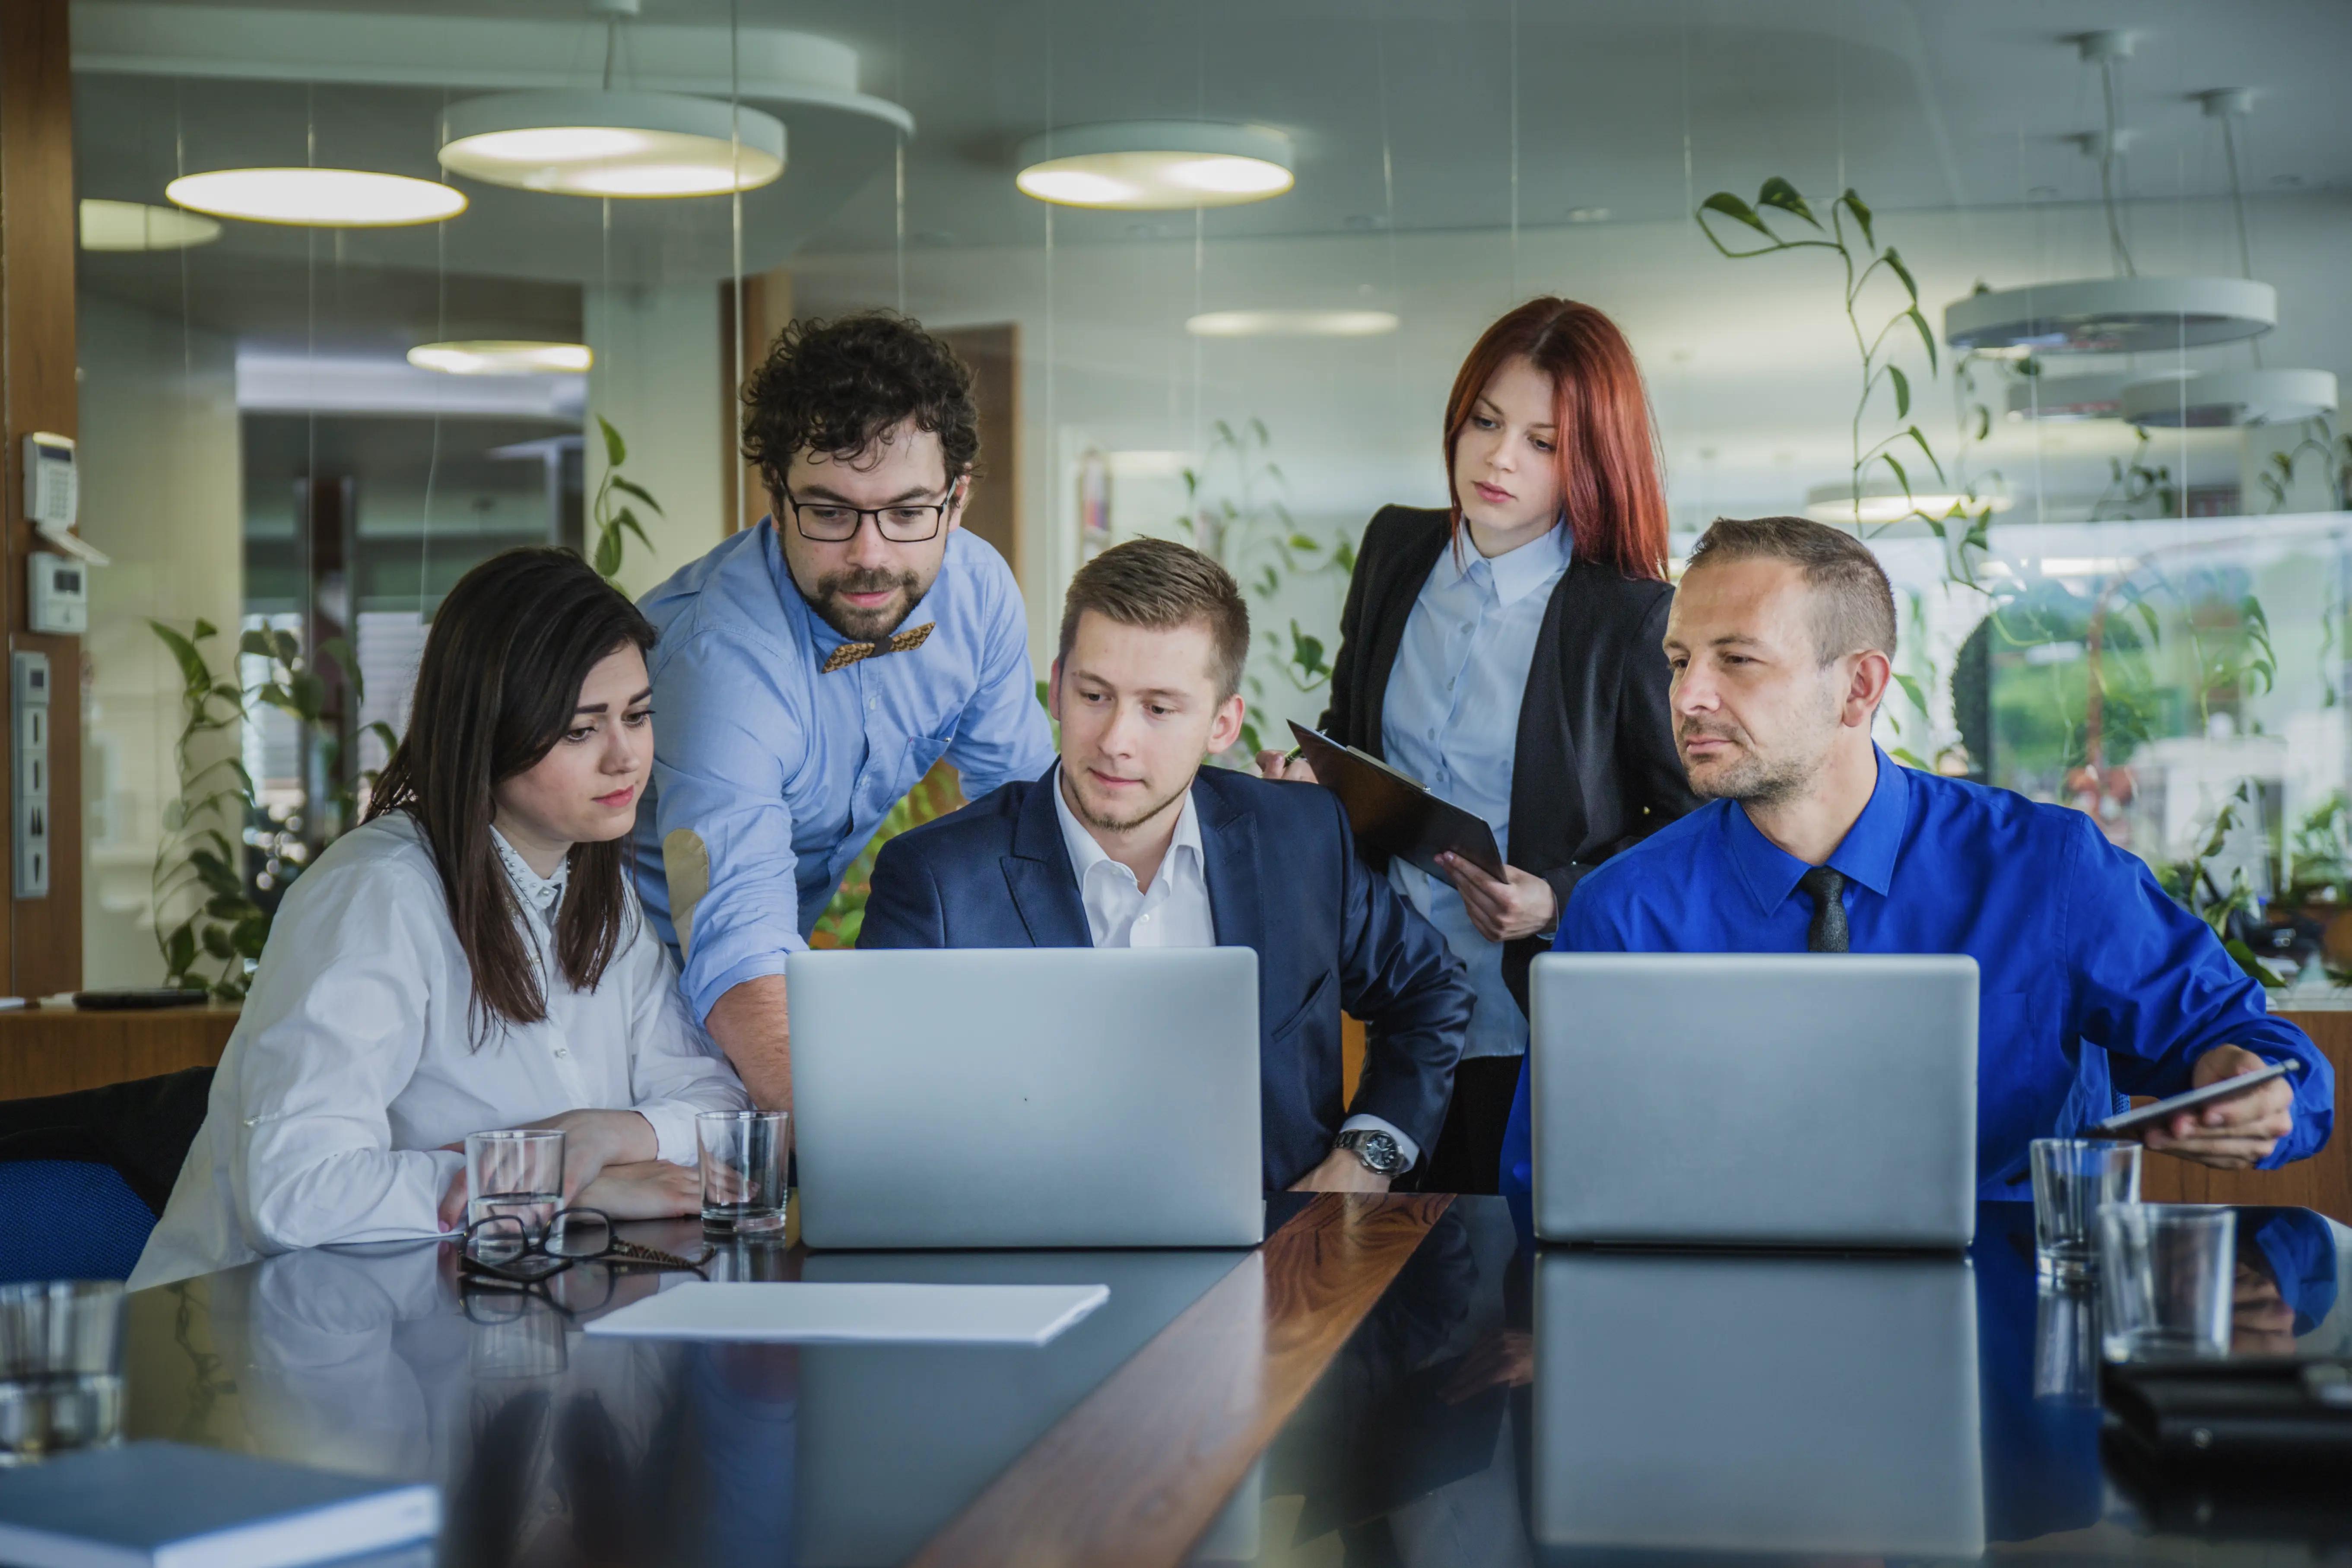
[
  {"left": 633, "top": 520, "right": 1056, "bottom": 1022},
  {"left": 1379, "top": 522, "right": 1572, "bottom": 1059}
]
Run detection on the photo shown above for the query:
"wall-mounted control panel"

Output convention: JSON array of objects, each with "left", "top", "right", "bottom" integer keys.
[
  {"left": 13, "top": 652, "right": 50, "bottom": 900},
  {"left": 23, "top": 432, "right": 76, "bottom": 535},
  {"left": 28, "top": 552, "right": 87, "bottom": 636}
]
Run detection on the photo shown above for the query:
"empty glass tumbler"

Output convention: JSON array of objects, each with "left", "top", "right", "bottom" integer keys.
[
  {"left": 0, "top": 1281, "right": 125, "bottom": 1463},
  {"left": 699, "top": 1110, "right": 788, "bottom": 1235},
  {"left": 2029, "top": 1137, "right": 2141, "bottom": 1280},
  {"left": 2097, "top": 1203, "right": 2236, "bottom": 1362},
  {"left": 466, "top": 1128, "right": 565, "bottom": 1238}
]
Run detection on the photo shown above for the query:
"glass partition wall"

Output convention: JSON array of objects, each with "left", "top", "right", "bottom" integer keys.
[{"left": 69, "top": 0, "right": 2352, "bottom": 993}]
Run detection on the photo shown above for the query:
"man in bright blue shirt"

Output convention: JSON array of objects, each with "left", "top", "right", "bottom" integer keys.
[
  {"left": 1500, "top": 513, "right": 2332, "bottom": 1197},
  {"left": 634, "top": 314, "right": 1056, "bottom": 1107}
]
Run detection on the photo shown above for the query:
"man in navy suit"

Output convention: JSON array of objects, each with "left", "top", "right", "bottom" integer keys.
[{"left": 860, "top": 537, "right": 1473, "bottom": 1192}]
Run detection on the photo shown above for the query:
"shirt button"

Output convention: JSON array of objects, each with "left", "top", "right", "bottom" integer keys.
[
  {"left": 867, "top": 696, "right": 878, "bottom": 711},
  {"left": 553, "top": 1047, "right": 570, "bottom": 1058}
]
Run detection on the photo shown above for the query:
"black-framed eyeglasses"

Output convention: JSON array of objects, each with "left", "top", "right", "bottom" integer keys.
[
  {"left": 460, "top": 1208, "right": 713, "bottom": 1286},
  {"left": 784, "top": 490, "right": 956, "bottom": 544}
]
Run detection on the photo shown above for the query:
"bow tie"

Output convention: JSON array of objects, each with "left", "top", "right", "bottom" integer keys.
[{"left": 820, "top": 622, "right": 936, "bottom": 674}]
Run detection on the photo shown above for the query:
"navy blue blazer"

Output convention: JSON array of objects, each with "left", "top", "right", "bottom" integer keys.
[{"left": 859, "top": 765, "right": 1473, "bottom": 1190}]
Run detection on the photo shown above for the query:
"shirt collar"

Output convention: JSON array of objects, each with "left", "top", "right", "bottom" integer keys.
[
  {"left": 1051, "top": 765, "right": 1204, "bottom": 894},
  {"left": 1721, "top": 746, "right": 1911, "bottom": 916},
  {"left": 1442, "top": 519, "right": 1572, "bottom": 608},
  {"left": 489, "top": 825, "right": 569, "bottom": 924}
]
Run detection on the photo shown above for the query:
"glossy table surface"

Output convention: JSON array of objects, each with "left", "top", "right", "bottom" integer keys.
[{"left": 121, "top": 1197, "right": 2351, "bottom": 1566}]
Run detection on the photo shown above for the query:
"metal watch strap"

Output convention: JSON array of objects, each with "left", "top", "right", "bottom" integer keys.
[{"left": 1335, "top": 1128, "right": 1403, "bottom": 1175}]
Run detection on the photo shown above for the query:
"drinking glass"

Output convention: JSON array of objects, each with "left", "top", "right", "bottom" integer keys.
[
  {"left": 2097, "top": 1203, "right": 2235, "bottom": 1362},
  {"left": 466, "top": 1128, "right": 565, "bottom": 1238},
  {"left": 2030, "top": 1137, "right": 2141, "bottom": 1280},
  {"left": 699, "top": 1110, "right": 787, "bottom": 1235},
  {"left": 0, "top": 1281, "right": 125, "bottom": 1463}
]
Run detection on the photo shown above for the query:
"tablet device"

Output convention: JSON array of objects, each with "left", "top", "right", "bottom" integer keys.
[
  {"left": 1286, "top": 721, "right": 1506, "bottom": 881},
  {"left": 2094, "top": 1060, "right": 2298, "bottom": 1137}
]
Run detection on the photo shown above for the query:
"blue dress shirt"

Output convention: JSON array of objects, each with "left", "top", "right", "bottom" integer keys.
[
  {"left": 1380, "top": 523, "right": 1571, "bottom": 1060},
  {"left": 632, "top": 521, "right": 1056, "bottom": 1022},
  {"left": 1500, "top": 749, "right": 2336, "bottom": 1196}
]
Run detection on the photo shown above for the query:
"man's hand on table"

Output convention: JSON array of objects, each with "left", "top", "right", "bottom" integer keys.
[
  {"left": 2140, "top": 1044, "right": 2294, "bottom": 1170},
  {"left": 1289, "top": 1146, "right": 1393, "bottom": 1194}
]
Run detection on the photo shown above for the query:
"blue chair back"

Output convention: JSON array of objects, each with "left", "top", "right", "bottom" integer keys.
[{"left": 0, "top": 1161, "right": 156, "bottom": 1283}]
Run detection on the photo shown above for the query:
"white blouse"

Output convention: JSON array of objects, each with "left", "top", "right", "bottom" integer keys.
[{"left": 131, "top": 812, "right": 748, "bottom": 1288}]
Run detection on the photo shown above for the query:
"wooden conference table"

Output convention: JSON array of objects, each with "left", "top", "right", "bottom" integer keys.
[{"left": 121, "top": 1193, "right": 2350, "bottom": 1566}]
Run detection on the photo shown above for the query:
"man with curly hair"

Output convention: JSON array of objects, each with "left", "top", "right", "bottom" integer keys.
[{"left": 633, "top": 312, "right": 1055, "bottom": 1108}]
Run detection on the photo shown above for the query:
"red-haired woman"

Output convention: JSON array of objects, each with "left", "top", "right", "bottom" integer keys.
[{"left": 1260, "top": 297, "right": 1696, "bottom": 1193}]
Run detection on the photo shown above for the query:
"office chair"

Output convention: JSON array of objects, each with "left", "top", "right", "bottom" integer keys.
[
  {"left": 0, "top": 1160, "right": 157, "bottom": 1282},
  {"left": 0, "top": 1066, "right": 215, "bottom": 1282}
]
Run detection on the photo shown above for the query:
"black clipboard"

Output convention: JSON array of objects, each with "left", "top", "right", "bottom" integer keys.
[{"left": 1287, "top": 721, "right": 1507, "bottom": 882}]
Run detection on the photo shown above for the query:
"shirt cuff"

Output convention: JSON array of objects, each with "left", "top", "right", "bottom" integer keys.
[
  {"left": 1340, "top": 1113, "right": 1420, "bottom": 1171},
  {"left": 633, "top": 1102, "right": 705, "bottom": 1168}
]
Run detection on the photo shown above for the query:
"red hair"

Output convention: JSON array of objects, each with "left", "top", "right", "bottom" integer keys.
[{"left": 1442, "top": 298, "right": 1668, "bottom": 581}]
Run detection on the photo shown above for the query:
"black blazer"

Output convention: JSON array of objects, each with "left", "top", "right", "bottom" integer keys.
[
  {"left": 1319, "top": 505, "right": 1700, "bottom": 1007},
  {"left": 858, "top": 765, "right": 1473, "bottom": 1189}
]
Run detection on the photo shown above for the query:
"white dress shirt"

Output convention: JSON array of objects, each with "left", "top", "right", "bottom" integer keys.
[
  {"left": 130, "top": 812, "right": 749, "bottom": 1289},
  {"left": 1051, "top": 775, "right": 1421, "bottom": 1168},
  {"left": 1381, "top": 522, "right": 1573, "bottom": 1060}
]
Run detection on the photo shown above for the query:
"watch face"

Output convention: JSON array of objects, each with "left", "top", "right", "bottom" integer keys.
[{"left": 1348, "top": 1131, "right": 1402, "bottom": 1174}]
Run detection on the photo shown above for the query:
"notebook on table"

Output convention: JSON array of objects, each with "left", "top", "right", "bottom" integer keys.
[
  {"left": 0, "top": 1440, "right": 438, "bottom": 1568},
  {"left": 1286, "top": 721, "right": 1505, "bottom": 881}
]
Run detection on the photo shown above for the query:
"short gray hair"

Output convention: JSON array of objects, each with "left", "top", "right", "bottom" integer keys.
[{"left": 1685, "top": 515, "right": 1897, "bottom": 663}]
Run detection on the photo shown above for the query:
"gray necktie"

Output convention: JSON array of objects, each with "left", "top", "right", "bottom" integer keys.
[{"left": 1799, "top": 866, "right": 1848, "bottom": 953}]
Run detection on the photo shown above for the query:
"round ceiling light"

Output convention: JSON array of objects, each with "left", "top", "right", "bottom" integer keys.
[
  {"left": 409, "top": 341, "right": 594, "bottom": 376},
  {"left": 2120, "top": 368, "right": 2338, "bottom": 429},
  {"left": 1943, "top": 277, "right": 2275, "bottom": 355},
  {"left": 1185, "top": 309, "right": 1397, "bottom": 338},
  {"left": 1803, "top": 482, "right": 2014, "bottom": 528},
  {"left": 79, "top": 198, "right": 222, "bottom": 251},
  {"left": 2004, "top": 372, "right": 2130, "bottom": 423},
  {"left": 166, "top": 168, "right": 467, "bottom": 227},
  {"left": 1016, "top": 121, "right": 1294, "bottom": 210},
  {"left": 439, "top": 91, "right": 786, "bottom": 198}
]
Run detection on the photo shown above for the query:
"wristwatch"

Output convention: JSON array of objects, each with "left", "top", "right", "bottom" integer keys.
[{"left": 1334, "top": 1128, "right": 1405, "bottom": 1176}]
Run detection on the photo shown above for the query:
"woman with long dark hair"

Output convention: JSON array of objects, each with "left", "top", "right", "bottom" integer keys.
[
  {"left": 133, "top": 548, "right": 748, "bottom": 1287},
  {"left": 1261, "top": 298, "right": 1697, "bottom": 1193}
]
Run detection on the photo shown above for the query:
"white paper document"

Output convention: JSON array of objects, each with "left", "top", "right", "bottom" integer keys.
[{"left": 581, "top": 1281, "right": 1111, "bottom": 1346}]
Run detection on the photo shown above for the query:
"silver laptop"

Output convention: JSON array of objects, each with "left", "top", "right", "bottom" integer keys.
[
  {"left": 1531, "top": 1250, "right": 1984, "bottom": 1557},
  {"left": 1529, "top": 952, "right": 1977, "bottom": 1247},
  {"left": 787, "top": 948, "right": 1264, "bottom": 1249}
]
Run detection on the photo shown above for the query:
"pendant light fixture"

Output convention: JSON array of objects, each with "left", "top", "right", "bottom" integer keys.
[
  {"left": 436, "top": 0, "right": 786, "bottom": 199},
  {"left": 1804, "top": 482, "right": 2014, "bottom": 528},
  {"left": 1185, "top": 309, "right": 1397, "bottom": 338},
  {"left": 409, "top": 341, "right": 594, "bottom": 375},
  {"left": 165, "top": 168, "right": 467, "bottom": 228},
  {"left": 2121, "top": 91, "right": 2336, "bottom": 430},
  {"left": 1944, "top": 33, "right": 2274, "bottom": 355},
  {"left": 79, "top": 199, "right": 221, "bottom": 251},
  {"left": 2004, "top": 371, "right": 2130, "bottom": 423},
  {"left": 1016, "top": 122, "right": 1294, "bottom": 210}
]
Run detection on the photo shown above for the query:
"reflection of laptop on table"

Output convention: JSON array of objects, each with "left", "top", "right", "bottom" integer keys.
[{"left": 1286, "top": 722, "right": 1504, "bottom": 881}]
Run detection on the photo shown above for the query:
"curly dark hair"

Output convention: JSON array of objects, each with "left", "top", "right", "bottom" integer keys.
[{"left": 740, "top": 312, "right": 981, "bottom": 501}]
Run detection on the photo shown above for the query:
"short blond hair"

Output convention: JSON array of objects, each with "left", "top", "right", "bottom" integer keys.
[{"left": 1058, "top": 537, "right": 1251, "bottom": 699}]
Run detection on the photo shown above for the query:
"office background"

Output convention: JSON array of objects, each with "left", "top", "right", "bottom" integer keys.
[{"left": 10, "top": 0, "right": 2352, "bottom": 1006}]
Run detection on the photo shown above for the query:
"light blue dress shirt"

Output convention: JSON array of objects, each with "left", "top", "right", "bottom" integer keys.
[
  {"left": 1379, "top": 522, "right": 1572, "bottom": 1060},
  {"left": 633, "top": 521, "right": 1057, "bottom": 1022}
]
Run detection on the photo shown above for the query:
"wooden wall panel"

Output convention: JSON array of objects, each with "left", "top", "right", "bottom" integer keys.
[
  {"left": 0, "top": 1007, "right": 235, "bottom": 1101},
  {"left": 936, "top": 324, "right": 1021, "bottom": 595},
  {"left": 2138, "top": 1009, "right": 2352, "bottom": 1221},
  {"left": 0, "top": 0, "right": 84, "bottom": 996},
  {"left": 718, "top": 266, "right": 793, "bottom": 536}
]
